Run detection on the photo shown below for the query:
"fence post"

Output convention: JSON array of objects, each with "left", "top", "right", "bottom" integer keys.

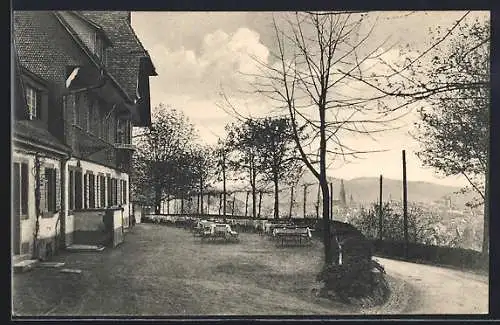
[
  {"left": 303, "top": 184, "right": 308, "bottom": 218},
  {"left": 402, "top": 150, "right": 409, "bottom": 259},
  {"left": 379, "top": 175, "right": 383, "bottom": 241}
]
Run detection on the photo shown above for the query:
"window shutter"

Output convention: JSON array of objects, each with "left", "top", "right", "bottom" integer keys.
[
  {"left": 84, "top": 173, "right": 88, "bottom": 209},
  {"left": 40, "top": 169, "right": 47, "bottom": 212},
  {"left": 55, "top": 168, "right": 61, "bottom": 211},
  {"left": 96, "top": 176, "right": 100, "bottom": 208},
  {"left": 117, "top": 179, "right": 121, "bottom": 205},
  {"left": 13, "top": 163, "right": 20, "bottom": 216}
]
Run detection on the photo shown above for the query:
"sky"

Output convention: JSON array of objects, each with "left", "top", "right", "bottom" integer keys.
[{"left": 131, "top": 11, "right": 489, "bottom": 187}]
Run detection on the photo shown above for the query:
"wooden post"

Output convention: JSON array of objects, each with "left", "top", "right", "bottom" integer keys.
[
  {"left": 289, "top": 186, "right": 294, "bottom": 218},
  {"left": 329, "top": 182, "right": 333, "bottom": 220},
  {"left": 303, "top": 184, "right": 308, "bottom": 218},
  {"left": 232, "top": 195, "right": 236, "bottom": 215},
  {"left": 245, "top": 191, "right": 249, "bottom": 217},
  {"left": 199, "top": 178, "right": 203, "bottom": 215},
  {"left": 167, "top": 198, "right": 170, "bottom": 214},
  {"left": 402, "top": 150, "right": 409, "bottom": 258},
  {"left": 219, "top": 193, "right": 222, "bottom": 215},
  {"left": 379, "top": 175, "right": 383, "bottom": 241}
]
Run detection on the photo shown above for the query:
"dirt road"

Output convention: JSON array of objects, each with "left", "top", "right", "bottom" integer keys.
[
  {"left": 12, "top": 224, "right": 488, "bottom": 316},
  {"left": 369, "top": 257, "right": 488, "bottom": 314}
]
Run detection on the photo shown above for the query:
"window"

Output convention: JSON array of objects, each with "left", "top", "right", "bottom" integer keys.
[
  {"left": 89, "top": 174, "right": 95, "bottom": 209},
  {"left": 86, "top": 100, "right": 92, "bottom": 132},
  {"left": 74, "top": 93, "right": 81, "bottom": 126},
  {"left": 100, "top": 109, "right": 107, "bottom": 140},
  {"left": 13, "top": 163, "right": 29, "bottom": 217},
  {"left": 44, "top": 168, "right": 57, "bottom": 212},
  {"left": 113, "top": 178, "right": 118, "bottom": 206},
  {"left": 26, "top": 86, "right": 41, "bottom": 120},
  {"left": 100, "top": 175, "right": 106, "bottom": 207},
  {"left": 108, "top": 116, "right": 115, "bottom": 143},
  {"left": 107, "top": 176, "right": 112, "bottom": 207},
  {"left": 92, "top": 99, "right": 101, "bottom": 137},
  {"left": 122, "top": 180, "right": 127, "bottom": 204},
  {"left": 83, "top": 174, "right": 88, "bottom": 209},
  {"left": 75, "top": 170, "right": 82, "bottom": 210}
]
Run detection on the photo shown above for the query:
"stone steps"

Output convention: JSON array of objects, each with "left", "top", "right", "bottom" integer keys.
[
  {"left": 65, "top": 244, "right": 105, "bottom": 252},
  {"left": 13, "top": 259, "right": 39, "bottom": 273}
]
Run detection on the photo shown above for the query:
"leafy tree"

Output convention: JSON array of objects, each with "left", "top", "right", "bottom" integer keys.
[
  {"left": 253, "top": 117, "right": 304, "bottom": 219},
  {"left": 345, "top": 15, "right": 490, "bottom": 253},
  {"left": 226, "top": 119, "right": 263, "bottom": 218},
  {"left": 214, "top": 138, "right": 231, "bottom": 216},
  {"left": 131, "top": 104, "right": 199, "bottom": 214},
  {"left": 350, "top": 202, "right": 456, "bottom": 246},
  {"left": 189, "top": 144, "right": 217, "bottom": 214},
  {"left": 412, "top": 18, "right": 489, "bottom": 253}
]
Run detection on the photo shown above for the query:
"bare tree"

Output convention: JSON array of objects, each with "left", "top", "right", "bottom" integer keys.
[{"left": 251, "top": 12, "right": 404, "bottom": 265}]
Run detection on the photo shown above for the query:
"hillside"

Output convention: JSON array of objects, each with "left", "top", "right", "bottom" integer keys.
[
  {"left": 251, "top": 170, "right": 478, "bottom": 217},
  {"left": 205, "top": 169, "right": 479, "bottom": 217}
]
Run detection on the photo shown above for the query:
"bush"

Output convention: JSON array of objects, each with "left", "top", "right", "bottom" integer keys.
[{"left": 316, "top": 257, "right": 389, "bottom": 304}]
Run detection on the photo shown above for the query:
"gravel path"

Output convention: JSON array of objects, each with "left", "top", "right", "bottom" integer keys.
[{"left": 12, "top": 224, "right": 488, "bottom": 316}]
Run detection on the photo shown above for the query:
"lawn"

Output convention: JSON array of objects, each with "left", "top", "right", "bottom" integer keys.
[{"left": 12, "top": 223, "right": 407, "bottom": 316}]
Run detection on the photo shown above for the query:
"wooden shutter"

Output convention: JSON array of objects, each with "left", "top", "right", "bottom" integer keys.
[{"left": 55, "top": 168, "right": 61, "bottom": 211}]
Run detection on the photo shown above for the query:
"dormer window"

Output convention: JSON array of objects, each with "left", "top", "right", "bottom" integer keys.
[{"left": 25, "top": 85, "right": 41, "bottom": 120}]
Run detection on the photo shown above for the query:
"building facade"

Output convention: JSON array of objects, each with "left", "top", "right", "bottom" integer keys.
[{"left": 12, "top": 11, "right": 156, "bottom": 260}]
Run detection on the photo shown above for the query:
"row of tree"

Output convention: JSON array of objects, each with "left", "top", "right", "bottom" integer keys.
[{"left": 130, "top": 106, "right": 304, "bottom": 219}]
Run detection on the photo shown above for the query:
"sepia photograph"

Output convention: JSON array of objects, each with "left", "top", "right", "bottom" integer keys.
[{"left": 11, "top": 10, "right": 490, "bottom": 317}]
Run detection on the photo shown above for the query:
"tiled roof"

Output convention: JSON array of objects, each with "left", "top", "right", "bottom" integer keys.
[
  {"left": 12, "top": 11, "right": 92, "bottom": 85},
  {"left": 77, "top": 11, "right": 157, "bottom": 101},
  {"left": 14, "top": 121, "right": 71, "bottom": 153}
]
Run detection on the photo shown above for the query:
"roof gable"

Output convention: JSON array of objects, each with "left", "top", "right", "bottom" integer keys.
[{"left": 77, "top": 11, "right": 157, "bottom": 100}]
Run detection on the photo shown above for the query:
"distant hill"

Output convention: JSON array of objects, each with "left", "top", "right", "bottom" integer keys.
[
  {"left": 254, "top": 170, "right": 478, "bottom": 216},
  {"left": 207, "top": 169, "right": 478, "bottom": 217}
]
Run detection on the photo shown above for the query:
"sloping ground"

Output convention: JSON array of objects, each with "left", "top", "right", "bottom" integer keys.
[{"left": 12, "top": 224, "right": 488, "bottom": 316}]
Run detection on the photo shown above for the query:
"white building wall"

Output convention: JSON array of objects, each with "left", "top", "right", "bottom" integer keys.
[
  {"left": 12, "top": 149, "right": 62, "bottom": 257},
  {"left": 66, "top": 157, "right": 131, "bottom": 231}
]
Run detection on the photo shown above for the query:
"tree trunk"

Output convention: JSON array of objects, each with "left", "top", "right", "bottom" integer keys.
[
  {"left": 303, "top": 184, "right": 308, "bottom": 218},
  {"left": 289, "top": 186, "right": 294, "bottom": 218},
  {"left": 273, "top": 174, "right": 279, "bottom": 219},
  {"left": 219, "top": 193, "right": 222, "bottom": 215},
  {"left": 154, "top": 185, "right": 161, "bottom": 215},
  {"left": 258, "top": 191, "right": 263, "bottom": 218},
  {"left": 207, "top": 193, "right": 210, "bottom": 215},
  {"left": 319, "top": 102, "right": 333, "bottom": 265},
  {"left": 223, "top": 165, "right": 227, "bottom": 217},
  {"left": 251, "top": 168, "right": 257, "bottom": 218},
  {"left": 483, "top": 171, "right": 489, "bottom": 254},
  {"left": 316, "top": 184, "right": 321, "bottom": 220},
  {"left": 199, "top": 177, "right": 203, "bottom": 214},
  {"left": 245, "top": 191, "right": 249, "bottom": 217}
]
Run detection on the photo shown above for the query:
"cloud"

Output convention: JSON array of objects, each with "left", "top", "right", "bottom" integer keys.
[{"left": 149, "top": 27, "right": 270, "bottom": 100}]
